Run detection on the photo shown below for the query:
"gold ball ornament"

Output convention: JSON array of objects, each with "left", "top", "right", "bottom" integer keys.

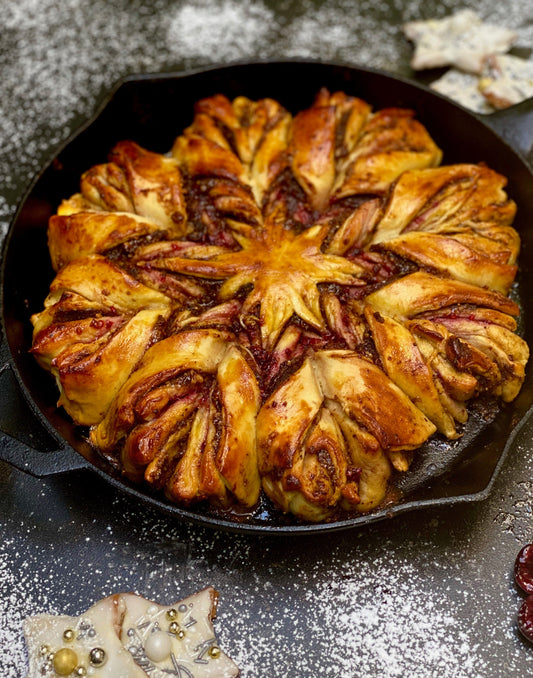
[
  {"left": 52, "top": 648, "right": 78, "bottom": 675},
  {"left": 89, "top": 647, "right": 107, "bottom": 667},
  {"left": 62, "top": 628, "right": 76, "bottom": 643},
  {"left": 74, "top": 667, "right": 87, "bottom": 677},
  {"left": 166, "top": 608, "right": 178, "bottom": 621},
  {"left": 208, "top": 646, "right": 221, "bottom": 659},
  {"left": 169, "top": 621, "right": 186, "bottom": 639}
]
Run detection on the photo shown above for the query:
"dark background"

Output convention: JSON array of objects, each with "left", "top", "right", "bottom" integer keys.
[{"left": 2, "top": 2, "right": 533, "bottom": 676}]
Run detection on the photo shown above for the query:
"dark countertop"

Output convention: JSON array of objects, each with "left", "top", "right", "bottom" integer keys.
[{"left": 2, "top": 2, "right": 533, "bottom": 676}]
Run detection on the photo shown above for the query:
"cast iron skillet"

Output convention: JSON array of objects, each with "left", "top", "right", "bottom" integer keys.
[{"left": 1, "top": 60, "right": 533, "bottom": 535}]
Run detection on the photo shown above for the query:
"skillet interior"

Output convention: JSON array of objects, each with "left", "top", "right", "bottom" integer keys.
[{"left": 2, "top": 60, "right": 533, "bottom": 534}]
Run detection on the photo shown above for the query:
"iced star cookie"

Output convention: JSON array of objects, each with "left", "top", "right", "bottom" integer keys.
[
  {"left": 403, "top": 9, "right": 516, "bottom": 73},
  {"left": 120, "top": 588, "right": 240, "bottom": 677},
  {"left": 479, "top": 53, "right": 533, "bottom": 109},
  {"left": 23, "top": 587, "right": 240, "bottom": 677},
  {"left": 430, "top": 68, "right": 495, "bottom": 113}
]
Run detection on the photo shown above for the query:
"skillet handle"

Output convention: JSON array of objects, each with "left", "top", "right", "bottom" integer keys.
[
  {"left": 0, "top": 340, "right": 90, "bottom": 477},
  {"left": 482, "top": 97, "right": 533, "bottom": 166}
]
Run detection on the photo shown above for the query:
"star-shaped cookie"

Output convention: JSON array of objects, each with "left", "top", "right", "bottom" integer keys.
[
  {"left": 479, "top": 53, "right": 533, "bottom": 109},
  {"left": 24, "top": 587, "right": 240, "bottom": 678},
  {"left": 403, "top": 9, "right": 516, "bottom": 73}
]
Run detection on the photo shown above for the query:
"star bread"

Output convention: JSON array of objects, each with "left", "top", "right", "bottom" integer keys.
[{"left": 31, "top": 89, "right": 529, "bottom": 522}]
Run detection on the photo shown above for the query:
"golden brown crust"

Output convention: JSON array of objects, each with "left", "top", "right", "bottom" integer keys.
[
  {"left": 31, "top": 90, "right": 529, "bottom": 522},
  {"left": 48, "top": 211, "right": 164, "bottom": 271},
  {"left": 333, "top": 108, "right": 443, "bottom": 198}
]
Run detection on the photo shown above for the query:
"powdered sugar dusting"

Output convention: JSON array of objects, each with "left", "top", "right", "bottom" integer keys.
[
  {"left": 275, "top": 1, "right": 405, "bottom": 71},
  {"left": 2, "top": 1, "right": 533, "bottom": 677},
  {"left": 3, "top": 447, "right": 533, "bottom": 677},
  {"left": 166, "top": 0, "right": 275, "bottom": 62}
]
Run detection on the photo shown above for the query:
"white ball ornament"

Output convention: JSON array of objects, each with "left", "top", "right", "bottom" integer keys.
[{"left": 144, "top": 630, "right": 172, "bottom": 663}]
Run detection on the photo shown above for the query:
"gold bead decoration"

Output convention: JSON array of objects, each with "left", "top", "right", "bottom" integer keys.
[
  {"left": 166, "top": 608, "right": 178, "bottom": 621},
  {"left": 62, "top": 628, "right": 76, "bottom": 643},
  {"left": 89, "top": 647, "right": 107, "bottom": 667},
  {"left": 52, "top": 648, "right": 78, "bottom": 676},
  {"left": 168, "top": 620, "right": 186, "bottom": 639},
  {"left": 208, "top": 646, "right": 221, "bottom": 659},
  {"left": 74, "top": 667, "right": 87, "bottom": 677}
]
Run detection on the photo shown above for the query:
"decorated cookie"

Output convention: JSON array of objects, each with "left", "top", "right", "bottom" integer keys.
[
  {"left": 430, "top": 68, "right": 495, "bottom": 114},
  {"left": 23, "top": 587, "right": 240, "bottom": 677},
  {"left": 403, "top": 9, "right": 516, "bottom": 73},
  {"left": 24, "top": 595, "right": 144, "bottom": 677},
  {"left": 120, "top": 588, "right": 240, "bottom": 677},
  {"left": 479, "top": 53, "right": 533, "bottom": 109}
]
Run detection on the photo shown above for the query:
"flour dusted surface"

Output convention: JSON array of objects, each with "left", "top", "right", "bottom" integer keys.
[{"left": 3, "top": 448, "right": 533, "bottom": 677}]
